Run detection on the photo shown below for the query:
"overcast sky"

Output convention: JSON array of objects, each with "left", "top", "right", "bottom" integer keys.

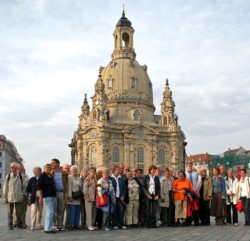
[{"left": 1, "top": 0, "right": 250, "bottom": 176}]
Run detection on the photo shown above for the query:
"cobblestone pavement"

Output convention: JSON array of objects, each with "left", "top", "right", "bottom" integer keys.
[{"left": 1, "top": 200, "right": 250, "bottom": 241}]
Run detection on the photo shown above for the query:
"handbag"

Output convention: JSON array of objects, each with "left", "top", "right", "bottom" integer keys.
[
  {"left": 72, "top": 188, "right": 83, "bottom": 200},
  {"left": 96, "top": 194, "right": 109, "bottom": 207},
  {"left": 235, "top": 201, "right": 243, "bottom": 212}
]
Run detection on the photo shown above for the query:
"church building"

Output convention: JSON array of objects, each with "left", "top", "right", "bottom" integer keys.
[{"left": 69, "top": 11, "right": 186, "bottom": 173}]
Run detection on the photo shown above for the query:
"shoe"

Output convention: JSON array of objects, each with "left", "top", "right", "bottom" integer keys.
[
  {"left": 44, "top": 230, "right": 57, "bottom": 234},
  {"left": 30, "top": 227, "right": 35, "bottom": 231},
  {"left": 93, "top": 226, "right": 99, "bottom": 230},
  {"left": 58, "top": 227, "right": 65, "bottom": 231},
  {"left": 104, "top": 227, "right": 111, "bottom": 231},
  {"left": 122, "top": 225, "right": 127, "bottom": 229},
  {"left": 113, "top": 226, "right": 118, "bottom": 230},
  {"left": 173, "top": 222, "right": 179, "bottom": 227},
  {"left": 234, "top": 223, "right": 238, "bottom": 226},
  {"left": 88, "top": 227, "right": 95, "bottom": 231},
  {"left": 8, "top": 226, "right": 13, "bottom": 230},
  {"left": 52, "top": 226, "right": 59, "bottom": 231},
  {"left": 18, "top": 224, "right": 26, "bottom": 229},
  {"left": 74, "top": 226, "right": 81, "bottom": 230}
]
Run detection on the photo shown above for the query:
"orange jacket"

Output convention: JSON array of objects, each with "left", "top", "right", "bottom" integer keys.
[{"left": 172, "top": 178, "right": 193, "bottom": 201}]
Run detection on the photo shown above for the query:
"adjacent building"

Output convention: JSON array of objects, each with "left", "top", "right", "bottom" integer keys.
[
  {"left": 69, "top": 11, "right": 186, "bottom": 173},
  {"left": 211, "top": 146, "right": 250, "bottom": 178},
  {"left": 186, "top": 152, "right": 212, "bottom": 174},
  {"left": 0, "top": 135, "right": 23, "bottom": 196}
]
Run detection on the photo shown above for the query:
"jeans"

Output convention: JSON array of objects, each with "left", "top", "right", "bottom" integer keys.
[
  {"left": 113, "top": 198, "right": 125, "bottom": 227},
  {"left": 43, "top": 197, "right": 56, "bottom": 231},
  {"left": 54, "top": 192, "right": 65, "bottom": 228},
  {"left": 68, "top": 204, "right": 81, "bottom": 227}
]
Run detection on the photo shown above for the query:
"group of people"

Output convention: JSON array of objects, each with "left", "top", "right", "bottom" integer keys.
[{"left": 2, "top": 160, "right": 250, "bottom": 234}]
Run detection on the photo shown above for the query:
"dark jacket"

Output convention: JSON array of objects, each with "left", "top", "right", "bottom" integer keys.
[
  {"left": 142, "top": 175, "right": 160, "bottom": 197},
  {"left": 110, "top": 175, "right": 127, "bottom": 198},
  {"left": 26, "top": 176, "right": 39, "bottom": 204},
  {"left": 37, "top": 172, "right": 56, "bottom": 198}
]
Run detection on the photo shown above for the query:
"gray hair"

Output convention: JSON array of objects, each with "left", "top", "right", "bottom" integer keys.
[{"left": 70, "top": 165, "right": 78, "bottom": 172}]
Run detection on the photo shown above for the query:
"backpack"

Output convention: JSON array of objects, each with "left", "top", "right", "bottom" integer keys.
[{"left": 7, "top": 173, "right": 23, "bottom": 186}]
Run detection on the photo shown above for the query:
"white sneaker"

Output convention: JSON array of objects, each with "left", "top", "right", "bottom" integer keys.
[
  {"left": 88, "top": 227, "right": 95, "bottom": 231},
  {"left": 93, "top": 226, "right": 99, "bottom": 230},
  {"left": 122, "top": 225, "right": 127, "bottom": 229},
  {"left": 113, "top": 226, "right": 118, "bottom": 230},
  {"left": 30, "top": 227, "right": 35, "bottom": 231}
]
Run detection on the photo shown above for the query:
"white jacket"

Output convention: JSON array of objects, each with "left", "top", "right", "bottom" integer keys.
[
  {"left": 239, "top": 176, "right": 250, "bottom": 199},
  {"left": 225, "top": 176, "right": 239, "bottom": 205}
]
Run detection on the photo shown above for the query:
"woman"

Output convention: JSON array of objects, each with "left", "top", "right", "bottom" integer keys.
[
  {"left": 97, "top": 166, "right": 115, "bottom": 231},
  {"left": 225, "top": 168, "right": 239, "bottom": 225},
  {"left": 83, "top": 167, "right": 97, "bottom": 231},
  {"left": 210, "top": 167, "right": 227, "bottom": 225},
  {"left": 142, "top": 165, "right": 160, "bottom": 228},
  {"left": 239, "top": 168, "right": 250, "bottom": 225},
  {"left": 199, "top": 169, "right": 212, "bottom": 226},
  {"left": 159, "top": 167, "right": 175, "bottom": 227},
  {"left": 125, "top": 171, "right": 140, "bottom": 228},
  {"left": 67, "top": 165, "right": 82, "bottom": 230},
  {"left": 172, "top": 171, "right": 193, "bottom": 227},
  {"left": 26, "top": 167, "right": 43, "bottom": 231}
]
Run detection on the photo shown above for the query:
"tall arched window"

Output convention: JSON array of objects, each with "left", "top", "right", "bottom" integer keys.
[
  {"left": 91, "top": 146, "right": 97, "bottom": 163},
  {"left": 113, "top": 146, "right": 119, "bottom": 163},
  {"left": 131, "top": 78, "right": 136, "bottom": 89},
  {"left": 158, "top": 149, "right": 165, "bottom": 164},
  {"left": 108, "top": 79, "right": 112, "bottom": 89},
  {"left": 137, "top": 146, "right": 144, "bottom": 169}
]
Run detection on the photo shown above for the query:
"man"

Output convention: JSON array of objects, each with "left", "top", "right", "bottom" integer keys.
[
  {"left": 37, "top": 163, "right": 57, "bottom": 234},
  {"left": 110, "top": 165, "right": 127, "bottom": 229},
  {"left": 26, "top": 167, "right": 43, "bottom": 230},
  {"left": 80, "top": 168, "right": 88, "bottom": 229},
  {"left": 119, "top": 163, "right": 127, "bottom": 180},
  {"left": 220, "top": 164, "right": 227, "bottom": 179},
  {"left": 185, "top": 162, "right": 201, "bottom": 226},
  {"left": 62, "top": 164, "right": 70, "bottom": 175},
  {"left": 51, "top": 158, "right": 68, "bottom": 231},
  {"left": 142, "top": 165, "right": 160, "bottom": 228},
  {"left": 18, "top": 164, "right": 29, "bottom": 229},
  {"left": 3, "top": 162, "right": 24, "bottom": 230}
]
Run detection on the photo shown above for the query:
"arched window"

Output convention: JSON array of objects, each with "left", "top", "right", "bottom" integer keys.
[
  {"left": 134, "top": 110, "right": 140, "bottom": 120},
  {"left": 137, "top": 146, "right": 144, "bottom": 169},
  {"left": 131, "top": 78, "right": 136, "bottom": 89},
  {"left": 108, "top": 79, "right": 112, "bottom": 90},
  {"left": 122, "top": 32, "right": 130, "bottom": 48},
  {"left": 113, "top": 146, "right": 119, "bottom": 163},
  {"left": 91, "top": 146, "right": 97, "bottom": 163},
  {"left": 158, "top": 149, "right": 165, "bottom": 164}
]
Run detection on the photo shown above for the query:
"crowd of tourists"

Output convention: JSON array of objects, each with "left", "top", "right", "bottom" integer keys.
[{"left": 2, "top": 159, "right": 250, "bottom": 234}]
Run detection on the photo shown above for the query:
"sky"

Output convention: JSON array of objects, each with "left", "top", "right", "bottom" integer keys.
[{"left": 0, "top": 0, "right": 250, "bottom": 176}]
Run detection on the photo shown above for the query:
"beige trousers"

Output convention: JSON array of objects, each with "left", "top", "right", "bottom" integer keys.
[
  {"left": 174, "top": 200, "right": 187, "bottom": 219},
  {"left": 30, "top": 199, "right": 43, "bottom": 229},
  {"left": 125, "top": 200, "right": 139, "bottom": 225},
  {"left": 84, "top": 201, "right": 96, "bottom": 228}
]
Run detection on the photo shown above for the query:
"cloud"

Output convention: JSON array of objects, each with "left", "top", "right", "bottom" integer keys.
[{"left": 0, "top": 0, "right": 250, "bottom": 175}]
